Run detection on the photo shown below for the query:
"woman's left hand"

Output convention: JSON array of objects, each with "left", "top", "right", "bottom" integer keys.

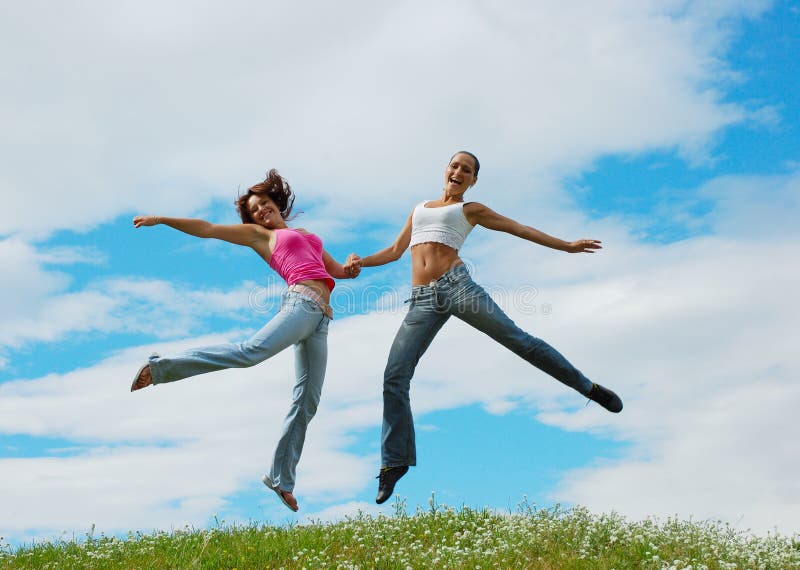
[{"left": 566, "top": 239, "right": 602, "bottom": 253}]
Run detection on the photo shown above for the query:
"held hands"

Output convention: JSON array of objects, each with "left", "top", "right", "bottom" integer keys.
[
  {"left": 133, "top": 215, "right": 161, "bottom": 228},
  {"left": 566, "top": 239, "right": 602, "bottom": 253},
  {"left": 345, "top": 253, "right": 363, "bottom": 278}
]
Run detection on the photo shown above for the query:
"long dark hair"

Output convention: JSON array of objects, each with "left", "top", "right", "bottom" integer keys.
[{"left": 235, "top": 169, "right": 295, "bottom": 223}]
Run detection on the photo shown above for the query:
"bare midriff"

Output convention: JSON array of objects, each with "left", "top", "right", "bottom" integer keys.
[
  {"left": 410, "top": 242, "right": 464, "bottom": 285},
  {"left": 294, "top": 279, "right": 332, "bottom": 304}
]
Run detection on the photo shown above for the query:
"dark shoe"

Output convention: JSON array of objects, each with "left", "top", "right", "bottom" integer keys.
[
  {"left": 587, "top": 383, "right": 623, "bottom": 413},
  {"left": 262, "top": 475, "right": 299, "bottom": 512},
  {"left": 375, "top": 465, "right": 409, "bottom": 504}
]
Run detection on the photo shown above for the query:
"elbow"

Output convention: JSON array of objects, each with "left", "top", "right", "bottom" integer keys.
[
  {"left": 198, "top": 221, "right": 216, "bottom": 238},
  {"left": 390, "top": 245, "right": 406, "bottom": 261}
]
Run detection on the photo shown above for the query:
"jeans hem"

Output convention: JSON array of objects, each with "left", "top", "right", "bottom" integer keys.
[
  {"left": 147, "top": 353, "right": 164, "bottom": 384},
  {"left": 382, "top": 461, "right": 416, "bottom": 468}
]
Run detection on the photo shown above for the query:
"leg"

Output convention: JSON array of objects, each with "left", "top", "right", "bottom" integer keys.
[
  {"left": 451, "top": 278, "right": 594, "bottom": 395},
  {"left": 381, "top": 300, "right": 450, "bottom": 468},
  {"left": 268, "top": 315, "right": 329, "bottom": 494},
  {"left": 148, "top": 299, "right": 318, "bottom": 385}
]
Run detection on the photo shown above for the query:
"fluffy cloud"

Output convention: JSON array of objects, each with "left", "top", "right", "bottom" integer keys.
[
  {"left": 0, "top": 237, "right": 262, "bottom": 354},
  {"left": 0, "top": 0, "right": 771, "bottom": 237}
]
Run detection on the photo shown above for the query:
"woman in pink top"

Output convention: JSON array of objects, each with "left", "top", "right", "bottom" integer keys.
[{"left": 130, "top": 169, "right": 357, "bottom": 512}]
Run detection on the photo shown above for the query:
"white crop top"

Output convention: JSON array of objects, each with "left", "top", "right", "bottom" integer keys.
[{"left": 409, "top": 201, "right": 475, "bottom": 251}]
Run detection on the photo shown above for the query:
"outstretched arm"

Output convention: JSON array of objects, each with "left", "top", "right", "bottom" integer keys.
[
  {"left": 350, "top": 211, "right": 413, "bottom": 269},
  {"left": 465, "top": 203, "right": 602, "bottom": 253},
  {"left": 132, "top": 215, "right": 269, "bottom": 248},
  {"left": 322, "top": 249, "right": 360, "bottom": 279}
]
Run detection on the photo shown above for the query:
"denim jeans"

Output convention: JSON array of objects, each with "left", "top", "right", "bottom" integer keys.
[
  {"left": 148, "top": 290, "right": 330, "bottom": 492},
  {"left": 381, "top": 264, "right": 594, "bottom": 467}
]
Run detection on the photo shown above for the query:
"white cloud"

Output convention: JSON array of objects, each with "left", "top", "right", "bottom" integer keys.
[
  {"left": 36, "top": 246, "right": 107, "bottom": 266},
  {"left": 0, "top": 239, "right": 70, "bottom": 322},
  {"left": 553, "top": 378, "right": 800, "bottom": 534},
  {"left": 0, "top": 235, "right": 263, "bottom": 353},
  {"left": 0, "top": 0, "right": 772, "bottom": 237}
]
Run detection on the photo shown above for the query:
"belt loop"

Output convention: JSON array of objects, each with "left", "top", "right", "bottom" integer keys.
[{"left": 288, "top": 284, "right": 334, "bottom": 319}]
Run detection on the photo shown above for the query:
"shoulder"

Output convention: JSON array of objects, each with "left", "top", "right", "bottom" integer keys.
[
  {"left": 462, "top": 202, "right": 498, "bottom": 226},
  {"left": 463, "top": 202, "right": 489, "bottom": 215},
  {"left": 407, "top": 202, "right": 424, "bottom": 220},
  {"left": 247, "top": 223, "right": 274, "bottom": 238}
]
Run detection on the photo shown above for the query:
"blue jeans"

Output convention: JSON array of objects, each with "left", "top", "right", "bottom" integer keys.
[
  {"left": 148, "top": 290, "right": 330, "bottom": 492},
  {"left": 381, "top": 264, "right": 594, "bottom": 467}
]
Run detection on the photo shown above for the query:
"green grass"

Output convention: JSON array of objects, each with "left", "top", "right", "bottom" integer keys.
[{"left": 2, "top": 497, "right": 798, "bottom": 569}]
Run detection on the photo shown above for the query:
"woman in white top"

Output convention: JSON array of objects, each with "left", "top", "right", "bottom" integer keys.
[{"left": 347, "top": 151, "right": 623, "bottom": 504}]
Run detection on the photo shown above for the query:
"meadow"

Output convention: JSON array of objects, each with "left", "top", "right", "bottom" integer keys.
[{"left": 2, "top": 497, "right": 798, "bottom": 569}]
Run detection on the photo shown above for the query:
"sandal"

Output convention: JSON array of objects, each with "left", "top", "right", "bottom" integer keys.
[
  {"left": 262, "top": 475, "right": 299, "bottom": 512},
  {"left": 130, "top": 363, "right": 153, "bottom": 392}
]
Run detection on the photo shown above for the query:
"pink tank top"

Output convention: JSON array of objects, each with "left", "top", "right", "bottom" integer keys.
[{"left": 268, "top": 229, "right": 335, "bottom": 291}]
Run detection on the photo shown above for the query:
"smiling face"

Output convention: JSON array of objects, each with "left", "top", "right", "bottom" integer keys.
[
  {"left": 444, "top": 152, "right": 478, "bottom": 197},
  {"left": 246, "top": 194, "right": 285, "bottom": 229}
]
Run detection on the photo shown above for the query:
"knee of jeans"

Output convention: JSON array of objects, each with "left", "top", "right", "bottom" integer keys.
[
  {"left": 384, "top": 362, "right": 413, "bottom": 387},
  {"left": 531, "top": 336, "right": 561, "bottom": 358},
  {"left": 520, "top": 333, "right": 542, "bottom": 351},
  {"left": 501, "top": 328, "right": 538, "bottom": 351},
  {"left": 237, "top": 342, "right": 266, "bottom": 367},
  {"left": 290, "top": 400, "right": 318, "bottom": 423},
  {"left": 303, "top": 402, "right": 319, "bottom": 419},
  {"left": 383, "top": 378, "right": 411, "bottom": 400}
]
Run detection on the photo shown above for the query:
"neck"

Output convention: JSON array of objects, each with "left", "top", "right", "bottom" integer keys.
[
  {"left": 441, "top": 190, "right": 465, "bottom": 203},
  {"left": 262, "top": 221, "right": 288, "bottom": 230}
]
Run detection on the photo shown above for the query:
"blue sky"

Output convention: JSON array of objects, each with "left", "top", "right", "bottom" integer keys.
[{"left": 1, "top": 0, "right": 799, "bottom": 545}]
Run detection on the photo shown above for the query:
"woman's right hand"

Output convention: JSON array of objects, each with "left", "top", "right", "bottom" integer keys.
[
  {"left": 133, "top": 215, "right": 160, "bottom": 228},
  {"left": 345, "top": 253, "right": 362, "bottom": 276}
]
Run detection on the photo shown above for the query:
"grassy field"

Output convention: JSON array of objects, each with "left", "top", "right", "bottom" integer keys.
[{"left": 2, "top": 498, "right": 798, "bottom": 569}]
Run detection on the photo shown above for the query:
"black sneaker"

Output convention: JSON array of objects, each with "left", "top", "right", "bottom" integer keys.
[
  {"left": 375, "top": 466, "right": 409, "bottom": 504},
  {"left": 587, "top": 383, "right": 623, "bottom": 413}
]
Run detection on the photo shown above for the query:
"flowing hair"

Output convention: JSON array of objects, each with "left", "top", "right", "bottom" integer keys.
[{"left": 235, "top": 169, "right": 296, "bottom": 223}]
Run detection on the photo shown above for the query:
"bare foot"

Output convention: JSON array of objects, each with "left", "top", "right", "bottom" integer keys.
[{"left": 130, "top": 364, "right": 153, "bottom": 392}]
